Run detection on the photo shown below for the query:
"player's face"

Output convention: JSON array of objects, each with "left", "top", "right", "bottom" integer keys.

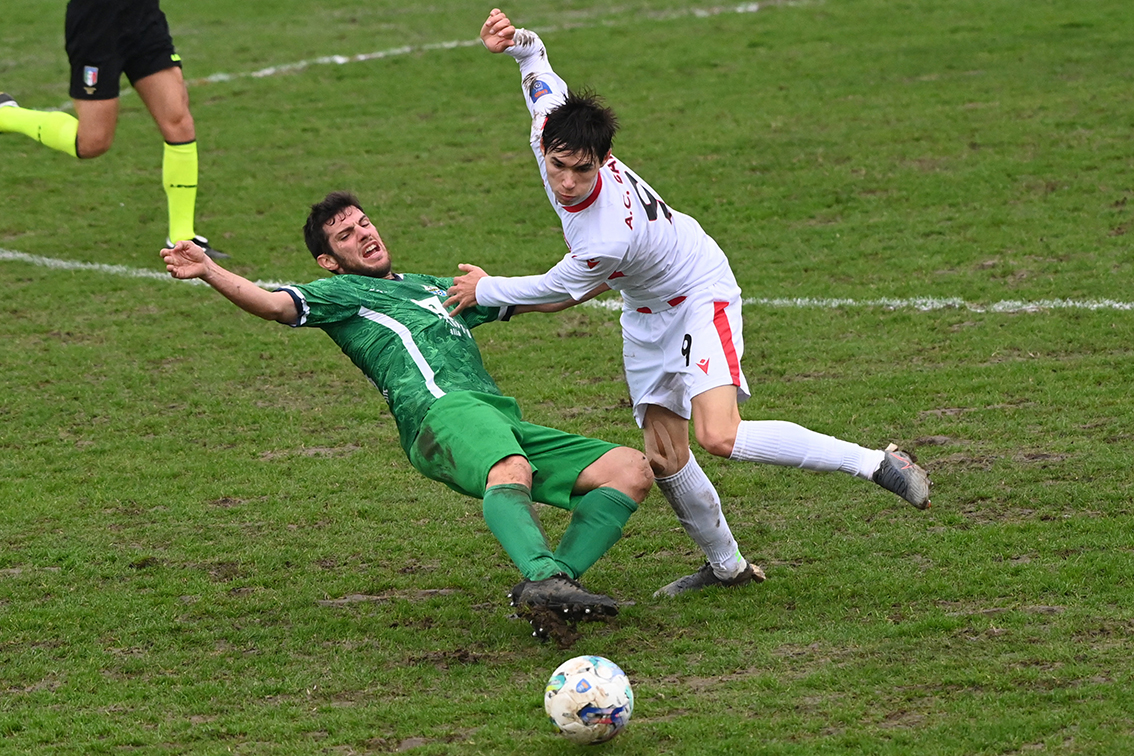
[
  {"left": 318, "top": 205, "right": 394, "bottom": 277},
  {"left": 542, "top": 148, "right": 607, "bottom": 207}
]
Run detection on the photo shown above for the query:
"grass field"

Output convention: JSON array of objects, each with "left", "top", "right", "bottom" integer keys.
[{"left": 3, "top": 0, "right": 1134, "bottom": 753}]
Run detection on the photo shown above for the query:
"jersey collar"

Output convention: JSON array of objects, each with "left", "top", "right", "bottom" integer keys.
[{"left": 560, "top": 173, "right": 603, "bottom": 214}]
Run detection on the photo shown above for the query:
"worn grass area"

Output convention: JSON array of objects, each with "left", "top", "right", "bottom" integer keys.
[{"left": 3, "top": 0, "right": 1134, "bottom": 753}]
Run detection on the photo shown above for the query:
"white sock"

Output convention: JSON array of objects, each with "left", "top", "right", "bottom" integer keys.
[
  {"left": 729, "top": 420, "right": 885, "bottom": 481},
  {"left": 655, "top": 455, "right": 745, "bottom": 578}
]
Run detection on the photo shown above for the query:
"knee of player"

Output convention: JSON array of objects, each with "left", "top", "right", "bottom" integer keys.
[
  {"left": 694, "top": 426, "right": 736, "bottom": 459},
  {"left": 486, "top": 454, "right": 533, "bottom": 488},
  {"left": 613, "top": 448, "right": 653, "bottom": 503},
  {"left": 161, "top": 111, "right": 196, "bottom": 144},
  {"left": 77, "top": 135, "right": 113, "bottom": 159}
]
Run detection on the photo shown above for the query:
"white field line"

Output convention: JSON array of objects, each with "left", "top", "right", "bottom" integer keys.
[
  {"left": 2, "top": 248, "right": 1129, "bottom": 315},
  {"left": 195, "top": 3, "right": 767, "bottom": 85},
  {"left": 47, "top": 2, "right": 770, "bottom": 109},
  {"left": 590, "top": 294, "right": 1134, "bottom": 314},
  {"left": 0, "top": 248, "right": 286, "bottom": 291}
]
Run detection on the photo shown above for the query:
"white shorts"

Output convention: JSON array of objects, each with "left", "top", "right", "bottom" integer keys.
[{"left": 621, "top": 289, "right": 751, "bottom": 428}]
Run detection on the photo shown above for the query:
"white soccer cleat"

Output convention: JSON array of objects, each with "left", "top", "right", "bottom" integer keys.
[
  {"left": 873, "top": 443, "right": 932, "bottom": 509},
  {"left": 653, "top": 561, "right": 766, "bottom": 598}
]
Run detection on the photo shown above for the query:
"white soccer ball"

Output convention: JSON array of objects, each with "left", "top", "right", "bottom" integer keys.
[{"left": 544, "top": 655, "right": 634, "bottom": 745}]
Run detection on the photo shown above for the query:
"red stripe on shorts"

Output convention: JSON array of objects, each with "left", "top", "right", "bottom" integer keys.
[{"left": 713, "top": 301, "right": 741, "bottom": 386}]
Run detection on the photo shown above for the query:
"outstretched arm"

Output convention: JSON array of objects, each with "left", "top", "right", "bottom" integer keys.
[
  {"left": 518, "top": 283, "right": 611, "bottom": 314},
  {"left": 160, "top": 241, "right": 298, "bottom": 324},
  {"left": 445, "top": 263, "right": 611, "bottom": 316}
]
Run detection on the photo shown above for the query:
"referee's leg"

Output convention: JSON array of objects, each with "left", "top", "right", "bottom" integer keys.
[
  {"left": 133, "top": 66, "right": 193, "bottom": 143},
  {"left": 135, "top": 66, "right": 205, "bottom": 250},
  {"left": 73, "top": 97, "right": 119, "bottom": 157}
]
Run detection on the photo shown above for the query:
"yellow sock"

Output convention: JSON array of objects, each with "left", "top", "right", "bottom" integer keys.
[
  {"left": 0, "top": 106, "right": 79, "bottom": 157},
  {"left": 163, "top": 140, "right": 198, "bottom": 242}
]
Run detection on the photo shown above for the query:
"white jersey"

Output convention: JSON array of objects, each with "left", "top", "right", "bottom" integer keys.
[{"left": 476, "top": 30, "right": 737, "bottom": 315}]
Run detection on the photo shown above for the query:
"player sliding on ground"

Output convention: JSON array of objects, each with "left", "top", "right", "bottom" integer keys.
[
  {"left": 445, "top": 9, "right": 932, "bottom": 597},
  {"left": 161, "top": 191, "right": 652, "bottom": 646}
]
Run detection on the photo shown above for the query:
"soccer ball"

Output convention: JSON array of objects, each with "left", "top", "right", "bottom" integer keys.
[{"left": 544, "top": 655, "right": 634, "bottom": 745}]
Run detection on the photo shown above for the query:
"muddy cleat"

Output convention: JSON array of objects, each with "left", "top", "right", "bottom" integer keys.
[
  {"left": 873, "top": 443, "right": 931, "bottom": 509},
  {"left": 0, "top": 93, "right": 17, "bottom": 109},
  {"left": 509, "top": 573, "right": 618, "bottom": 622},
  {"left": 509, "top": 574, "right": 608, "bottom": 649},
  {"left": 167, "top": 235, "right": 230, "bottom": 260},
  {"left": 519, "top": 606, "right": 583, "bottom": 648},
  {"left": 653, "top": 560, "right": 766, "bottom": 598}
]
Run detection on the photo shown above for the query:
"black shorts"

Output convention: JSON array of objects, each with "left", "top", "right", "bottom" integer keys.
[{"left": 65, "top": 0, "right": 181, "bottom": 100}]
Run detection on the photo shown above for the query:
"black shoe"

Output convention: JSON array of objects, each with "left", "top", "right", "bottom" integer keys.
[
  {"left": 653, "top": 560, "right": 766, "bottom": 598},
  {"left": 509, "top": 573, "right": 618, "bottom": 622},
  {"left": 0, "top": 93, "right": 17, "bottom": 108},
  {"left": 873, "top": 443, "right": 931, "bottom": 509},
  {"left": 167, "top": 235, "right": 230, "bottom": 260}
]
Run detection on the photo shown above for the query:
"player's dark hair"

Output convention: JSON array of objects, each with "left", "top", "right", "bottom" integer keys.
[
  {"left": 303, "top": 191, "right": 364, "bottom": 260},
  {"left": 541, "top": 89, "right": 619, "bottom": 162}
]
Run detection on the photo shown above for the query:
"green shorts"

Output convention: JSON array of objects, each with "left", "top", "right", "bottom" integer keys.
[{"left": 407, "top": 391, "right": 617, "bottom": 509}]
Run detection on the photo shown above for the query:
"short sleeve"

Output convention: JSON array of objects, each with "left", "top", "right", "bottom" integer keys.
[{"left": 280, "top": 278, "right": 360, "bottom": 327}]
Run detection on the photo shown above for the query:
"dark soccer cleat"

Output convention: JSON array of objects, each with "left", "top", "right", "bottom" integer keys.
[
  {"left": 167, "top": 235, "right": 230, "bottom": 260},
  {"left": 509, "top": 573, "right": 618, "bottom": 622},
  {"left": 873, "top": 443, "right": 931, "bottom": 509},
  {"left": 653, "top": 560, "right": 766, "bottom": 598},
  {"left": 0, "top": 93, "right": 17, "bottom": 109}
]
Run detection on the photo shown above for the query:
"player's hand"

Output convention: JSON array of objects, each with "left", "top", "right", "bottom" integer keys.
[
  {"left": 160, "top": 239, "right": 212, "bottom": 280},
  {"left": 444, "top": 263, "right": 488, "bottom": 315},
  {"left": 480, "top": 8, "right": 516, "bottom": 53}
]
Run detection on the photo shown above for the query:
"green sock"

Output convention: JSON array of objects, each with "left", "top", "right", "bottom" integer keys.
[
  {"left": 0, "top": 106, "right": 78, "bottom": 157},
  {"left": 163, "top": 140, "right": 198, "bottom": 242},
  {"left": 553, "top": 488, "right": 639, "bottom": 579},
  {"left": 482, "top": 483, "right": 563, "bottom": 581}
]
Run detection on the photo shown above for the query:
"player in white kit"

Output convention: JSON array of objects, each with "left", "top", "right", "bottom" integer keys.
[{"left": 446, "top": 9, "right": 931, "bottom": 596}]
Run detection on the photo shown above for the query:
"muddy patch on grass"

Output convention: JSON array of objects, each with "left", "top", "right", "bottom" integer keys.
[
  {"left": 939, "top": 603, "right": 1066, "bottom": 618},
  {"left": 920, "top": 406, "right": 972, "bottom": 418},
  {"left": 876, "top": 709, "right": 927, "bottom": 730},
  {"left": 958, "top": 500, "right": 1102, "bottom": 525},
  {"left": 202, "top": 561, "right": 242, "bottom": 582},
  {"left": 407, "top": 649, "right": 484, "bottom": 669},
  {"left": 914, "top": 435, "right": 964, "bottom": 446},
  {"left": 352, "top": 731, "right": 475, "bottom": 753},
  {"left": 653, "top": 666, "right": 767, "bottom": 692},
  {"left": 0, "top": 566, "right": 61, "bottom": 578},
  {"left": 935, "top": 452, "right": 1001, "bottom": 470},
  {"left": 258, "top": 444, "right": 361, "bottom": 460},
  {"left": 315, "top": 588, "right": 458, "bottom": 607},
  {"left": 919, "top": 399, "right": 1034, "bottom": 418},
  {"left": 1016, "top": 451, "right": 1072, "bottom": 465}
]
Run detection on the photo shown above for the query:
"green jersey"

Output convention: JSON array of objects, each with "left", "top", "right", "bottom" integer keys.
[{"left": 279, "top": 274, "right": 512, "bottom": 454}]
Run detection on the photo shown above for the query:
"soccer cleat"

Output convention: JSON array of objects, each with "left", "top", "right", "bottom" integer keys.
[
  {"left": 167, "top": 235, "right": 230, "bottom": 260},
  {"left": 873, "top": 443, "right": 931, "bottom": 509},
  {"left": 508, "top": 573, "right": 618, "bottom": 621},
  {"left": 653, "top": 560, "right": 766, "bottom": 598},
  {"left": 0, "top": 93, "right": 17, "bottom": 108}
]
